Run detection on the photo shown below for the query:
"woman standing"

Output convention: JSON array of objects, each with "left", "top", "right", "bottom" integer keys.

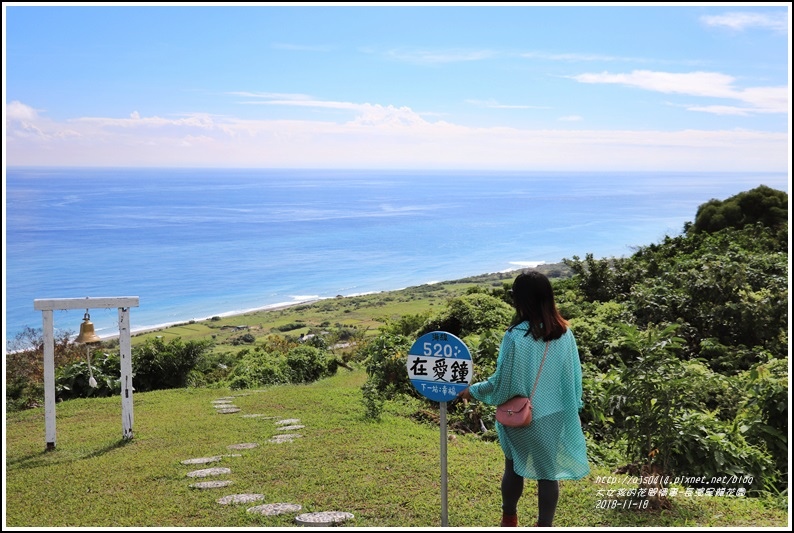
[{"left": 458, "top": 270, "right": 590, "bottom": 527}]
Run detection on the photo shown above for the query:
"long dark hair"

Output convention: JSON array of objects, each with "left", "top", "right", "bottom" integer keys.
[{"left": 508, "top": 270, "right": 569, "bottom": 341}]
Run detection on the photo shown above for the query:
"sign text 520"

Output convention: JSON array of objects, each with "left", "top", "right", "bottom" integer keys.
[{"left": 424, "top": 342, "right": 462, "bottom": 358}]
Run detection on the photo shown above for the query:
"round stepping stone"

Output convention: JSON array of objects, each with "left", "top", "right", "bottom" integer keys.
[
  {"left": 217, "top": 493, "right": 266, "bottom": 505},
  {"left": 268, "top": 434, "right": 303, "bottom": 444},
  {"left": 186, "top": 467, "right": 231, "bottom": 478},
  {"left": 295, "top": 511, "right": 354, "bottom": 526},
  {"left": 276, "top": 425, "right": 305, "bottom": 431},
  {"left": 241, "top": 414, "right": 272, "bottom": 418},
  {"left": 227, "top": 443, "right": 259, "bottom": 450},
  {"left": 212, "top": 399, "right": 232, "bottom": 404},
  {"left": 275, "top": 419, "right": 300, "bottom": 426},
  {"left": 224, "top": 453, "right": 242, "bottom": 458},
  {"left": 181, "top": 456, "right": 222, "bottom": 465},
  {"left": 247, "top": 503, "right": 302, "bottom": 516},
  {"left": 216, "top": 408, "right": 241, "bottom": 414},
  {"left": 189, "top": 480, "right": 234, "bottom": 489}
]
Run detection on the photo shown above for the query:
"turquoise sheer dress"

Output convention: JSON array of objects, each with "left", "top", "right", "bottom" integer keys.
[{"left": 468, "top": 322, "right": 590, "bottom": 480}]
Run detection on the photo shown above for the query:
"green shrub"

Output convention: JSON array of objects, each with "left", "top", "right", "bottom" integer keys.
[
  {"left": 669, "top": 410, "right": 776, "bottom": 491},
  {"left": 358, "top": 333, "right": 414, "bottom": 420},
  {"left": 230, "top": 332, "right": 256, "bottom": 345},
  {"left": 568, "top": 301, "right": 632, "bottom": 371},
  {"left": 277, "top": 322, "right": 305, "bottom": 332},
  {"left": 417, "top": 293, "right": 513, "bottom": 337},
  {"left": 226, "top": 350, "right": 291, "bottom": 389},
  {"left": 737, "top": 357, "right": 788, "bottom": 490},
  {"left": 5, "top": 378, "right": 44, "bottom": 412},
  {"left": 692, "top": 185, "right": 788, "bottom": 234},
  {"left": 55, "top": 350, "right": 121, "bottom": 400},
  {"left": 285, "top": 345, "right": 334, "bottom": 383},
  {"left": 132, "top": 337, "right": 213, "bottom": 392},
  {"left": 380, "top": 311, "right": 432, "bottom": 336},
  {"left": 5, "top": 326, "right": 84, "bottom": 410}
]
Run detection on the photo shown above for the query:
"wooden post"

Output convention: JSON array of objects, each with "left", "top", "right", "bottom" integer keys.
[
  {"left": 34, "top": 297, "right": 139, "bottom": 450},
  {"left": 42, "top": 310, "right": 56, "bottom": 450},
  {"left": 118, "top": 306, "right": 134, "bottom": 439}
]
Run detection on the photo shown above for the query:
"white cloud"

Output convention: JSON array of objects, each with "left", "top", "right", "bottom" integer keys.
[
  {"left": 229, "top": 91, "right": 314, "bottom": 101},
  {"left": 241, "top": 98, "right": 363, "bottom": 111},
  {"left": 682, "top": 105, "right": 755, "bottom": 117},
  {"left": 346, "top": 104, "right": 430, "bottom": 128},
  {"left": 73, "top": 113, "right": 222, "bottom": 130},
  {"left": 228, "top": 93, "right": 436, "bottom": 127},
  {"left": 4, "top": 100, "right": 787, "bottom": 171},
  {"left": 520, "top": 51, "right": 640, "bottom": 62},
  {"left": 385, "top": 48, "right": 496, "bottom": 65},
  {"left": 572, "top": 70, "right": 737, "bottom": 97},
  {"left": 571, "top": 70, "right": 789, "bottom": 115},
  {"left": 701, "top": 11, "right": 789, "bottom": 33},
  {"left": 6, "top": 100, "right": 41, "bottom": 121}
]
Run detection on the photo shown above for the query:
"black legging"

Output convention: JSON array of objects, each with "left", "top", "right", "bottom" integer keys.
[{"left": 502, "top": 458, "right": 559, "bottom": 526}]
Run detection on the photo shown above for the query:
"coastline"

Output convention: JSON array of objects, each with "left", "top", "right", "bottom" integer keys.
[
  {"left": 111, "top": 263, "right": 558, "bottom": 342},
  {"left": 103, "top": 298, "right": 327, "bottom": 341},
  {"left": 98, "top": 265, "right": 550, "bottom": 342}
]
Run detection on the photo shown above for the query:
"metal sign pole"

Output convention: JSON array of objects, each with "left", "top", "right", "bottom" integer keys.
[
  {"left": 406, "top": 331, "right": 472, "bottom": 529},
  {"left": 440, "top": 400, "right": 448, "bottom": 527}
]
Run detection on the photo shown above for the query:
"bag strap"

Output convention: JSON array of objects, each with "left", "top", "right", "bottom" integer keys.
[
  {"left": 529, "top": 341, "right": 550, "bottom": 402},
  {"left": 506, "top": 338, "right": 550, "bottom": 401}
]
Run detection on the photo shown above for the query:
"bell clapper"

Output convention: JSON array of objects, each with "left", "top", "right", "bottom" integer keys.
[
  {"left": 76, "top": 308, "right": 100, "bottom": 387},
  {"left": 86, "top": 344, "right": 97, "bottom": 388}
]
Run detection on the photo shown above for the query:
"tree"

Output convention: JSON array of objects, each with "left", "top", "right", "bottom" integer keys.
[
  {"left": 692, "top": 185, "right": 787, "bottom": 234},
  {"left": 6, "top": 327, "right": 84, "bottom": 410}
]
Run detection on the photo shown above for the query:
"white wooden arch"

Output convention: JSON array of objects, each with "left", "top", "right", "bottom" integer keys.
[{"left": 33, "top": 296, "right": 139, "bottom": 450}]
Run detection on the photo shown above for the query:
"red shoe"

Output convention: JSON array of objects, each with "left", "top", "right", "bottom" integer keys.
[{"left": 500, "top": 514, "right": 518, "bottom": 527}]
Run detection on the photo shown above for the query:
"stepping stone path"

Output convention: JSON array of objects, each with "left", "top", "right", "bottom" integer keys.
[
  {"left": 276, "top": 424, "right": 305, "bottom": 431},
  {"left": 270, "top": 419, "right": 305, "bottom": 441},
  {"left": 247, "top": 503, "right": 303, "bottom": 516},
  {"left": 227, "top": 443, "right": 259, "bottom": 450},
  {"left": 295, "top": 511, "right": 355, "bottom": 526},
  {"left": 216, "top": 493, "right": 266, "bottom": 505},
  {"left": 190, "top": 480, "right": 234, "bottom": 490},
  {"left": 212, "top": 398, "right": 239, "bottom": 414},
  {"left": 178, "top": 398, "right": 352, "bottom": 523},
  {"left": 186, "top": 467, "right": 231, "bottom": 478},
  {"left": 181, "top": 456, "right": 222, "bottom": 465},
  {"left": 268, "top": 433, "right": 303, "bottom": 444}
]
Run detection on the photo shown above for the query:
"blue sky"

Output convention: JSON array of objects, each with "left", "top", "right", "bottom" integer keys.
[{"left": 3, "top": 2, "right": 791, "bottom": 171}]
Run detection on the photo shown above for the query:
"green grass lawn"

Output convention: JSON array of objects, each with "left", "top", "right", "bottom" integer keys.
[{"left": 5, "top": 368, "right": 788, "bottom": 528}]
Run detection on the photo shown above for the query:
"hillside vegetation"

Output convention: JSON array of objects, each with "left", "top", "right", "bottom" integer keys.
[{"left": 5, "top": 185, "right": 789, "bottom": 526}]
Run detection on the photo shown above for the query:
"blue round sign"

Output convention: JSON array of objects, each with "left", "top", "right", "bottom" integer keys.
[{"left": 407, "top": 331, "right": 473, "bottom": 402}]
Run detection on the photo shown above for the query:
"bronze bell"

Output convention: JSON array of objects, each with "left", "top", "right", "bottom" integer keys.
[{"left": 75, "top": 312, "right": 101, "bottom": 344}]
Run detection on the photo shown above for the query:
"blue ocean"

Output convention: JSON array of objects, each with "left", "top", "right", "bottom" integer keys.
[{"left": 4, "top": 167, "right": 788, "bottom": 341}]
